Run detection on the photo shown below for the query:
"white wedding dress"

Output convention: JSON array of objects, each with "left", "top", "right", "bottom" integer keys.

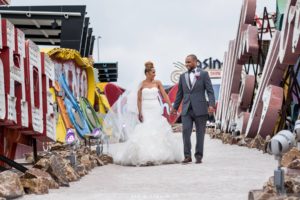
[{"left": 111, "top": 87, "right": 183, "bottom": 166}]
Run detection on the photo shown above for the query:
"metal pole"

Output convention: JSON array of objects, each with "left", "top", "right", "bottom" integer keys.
[{"left": 97, "top": 36, "right": 101, "bottom": 62}]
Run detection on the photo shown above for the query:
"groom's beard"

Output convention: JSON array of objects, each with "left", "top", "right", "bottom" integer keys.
[{"left": 186, "top": 66, "right": 196, "bottom": 71}]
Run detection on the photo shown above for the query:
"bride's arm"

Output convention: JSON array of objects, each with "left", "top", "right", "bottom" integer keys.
[
  {"left": 157, "top": 80, "right": 172, "bottom": 108},
  {"left": 137, "top": 86, "right": 143, "bottom": 122}
]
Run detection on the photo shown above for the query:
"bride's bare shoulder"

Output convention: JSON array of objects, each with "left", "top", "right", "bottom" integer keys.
[{"left": 154, "top": 80, "right": 163, "bottom": 85}]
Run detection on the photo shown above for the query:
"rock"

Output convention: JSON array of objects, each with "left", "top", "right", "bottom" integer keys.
[
  {"left": 35, "top": 156, "right": 69, "bottom": 186},
  {"left": 35, "top": 155, "right": 80, "bottom": 187},
  {"left": 20, "top": 178, "right": 49, "bottom": 194},
  {"left": 76, "top": 147, "right": 89, "bottom": 158},
  {"left": 264, "top": 136, "right": 271, "bottom": 152},
  {"left": 284, "top": 175, "right": 295, "bottom": 194},
  {"left": 76, "top": 146, "right": 90, "bottom": 155},
  {"left": 288, "top": 176, "right": 300, "bottom": 194},
  {"left": 0, "top": 171, "right": 24, "bottom": 199},
  {"left": 50, "top": 142, "right": 67, "bottom": 151},
  {"left": 260, "top": 175, "right": 300, "bottom": 197},
  {"left": 215, "top": 132, "right": 224, "bottom": 140},
  {"left": 63, "top": 161, "right": 80, "bottom": 182},
  {"left": 86, "top": 156, "right": 97, "bottom": 169},
  {"left": 34, "top": 158, "right": 50, "bottom": 170},
  {"left": 208, "top": 129, "right": 219, "bottom": 139},
  {"left": 76, "top": 150, "right": 83, "bottom": 158},
  {"left": 250, "top": 170, "right": 300, "bottom": 199},
  {"left": 237, "top": 139, "right": 247, "bottom": 146},
  {"left": 249, "top": 135, "right": 267, "bottom": 152},
  {"left": 282, "top": 148, "right": 300, "bottom": 167},
  {"left": 57, "top": 150, "right": 72, "bottom": 159},
  {"left": 287, "top": 159, "right": 300, "bottom": 170},
  {"left": 21, "top": 168, "right": 59, "bottom": 189},
  {"left": 209, "top": 132, "right": 216, "bottom": 139},
  {"left": 91, "top": 159, "right": 97, "bottom": 168},
  {"left": 292, "top": 181, "right": 300, "bottom": 194},
  {"left": 91, "top": 155, "right": 105, "bottom": 166},
  {"left": 236, "top": 136, "right": 249, "bottom": 147},
  {"left": 262, "top": 176, "right": 276, "bottom": 194},
  {"left": 244, "top": 137, "right": 253, "bottom": 145},
  {"left": 76, "top": 164, "right": 88, "bottom": 177},
  {"left": 248, "top": 189, "right": 276, "bottom": 200},
  {"left": 99, "top": 154, "right": 113, "bottom": 164},
  {"left": 90, "top": 150, "right": 98, "bottom": 155},
  {"left": 80, "top": 155, "right": 92, "bottom": 171},
  {"left": 221, "top": 134, "right": 233, "bottom": 144}
]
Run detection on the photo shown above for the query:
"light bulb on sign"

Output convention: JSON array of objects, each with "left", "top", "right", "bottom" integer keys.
[
  {"left": 92, "top": 128, "right": 101, "bottom": 137},
  {"left": 66, "top": 129, "right": 76, "bottom": 145}
]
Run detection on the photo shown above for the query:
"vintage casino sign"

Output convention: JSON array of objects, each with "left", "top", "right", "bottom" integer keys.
[
  {"left": 15, "top": 28, "right": 28, "bottom": 128},
  {"left": 216, "top": 0, "right": 300, "bottom": 139},
  {"left": 48, "top": 49, "right": 95, "bottom": 103},
  {"left": 0, "top": 19, "right": 29, "bottom": 127},
  {"left": 207, "top": 69, "right": 222, "bottom": 78},
  {"left": 63, "top": 61, "right": 88, "bottom": 99},
  {"left": 41, "top": 52, "right": 56, "bottom": 141},
  {"left": 0, "top": 19, "right": 96, "bottom": 143},
  {"left": 0, "top": 19, "right": 57, "bottom": 141},
  {"left": 48, "top": 48, "right": 95, "bottom": 142},
  {"left": 24, "top": 40, "right": 44, "bottom": 134},
  {"left": 198, "top": 57, "right": 223, "bottom": 70}
]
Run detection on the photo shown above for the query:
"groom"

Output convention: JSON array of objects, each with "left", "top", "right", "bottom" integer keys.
[{"left": 171, "top": 54, "right": 215, "bottom": 164}]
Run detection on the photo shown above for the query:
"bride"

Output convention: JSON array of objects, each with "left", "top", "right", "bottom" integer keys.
[{"left": 108, "top": 61, "right": 182, "bottom": 166}]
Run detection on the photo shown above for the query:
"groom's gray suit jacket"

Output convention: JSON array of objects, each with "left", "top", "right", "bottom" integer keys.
[{"left": 173, "top": 68, "right": 215, "bottom": 116}]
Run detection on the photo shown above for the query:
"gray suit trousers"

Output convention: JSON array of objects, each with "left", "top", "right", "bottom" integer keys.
[{"left": 181, "top": 108, "right": 208, "bottom": 158}]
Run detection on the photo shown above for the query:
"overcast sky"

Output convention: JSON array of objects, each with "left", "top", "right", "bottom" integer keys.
[{"left": 10, "top": 0, "right": 275, "bottom": 89}]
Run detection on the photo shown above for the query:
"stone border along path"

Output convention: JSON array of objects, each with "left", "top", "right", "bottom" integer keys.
[{"left": 22, "top": 132, "right": 277, "bottom": 200}]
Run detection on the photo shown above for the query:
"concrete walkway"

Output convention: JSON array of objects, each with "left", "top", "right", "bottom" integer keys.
[{"left": 22, "top": 133, "right": 277, "bottom": 200}]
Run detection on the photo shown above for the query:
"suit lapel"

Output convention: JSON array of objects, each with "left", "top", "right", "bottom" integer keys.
[{"left": 184, "top": 72, "right": 191, "bottom": 90}]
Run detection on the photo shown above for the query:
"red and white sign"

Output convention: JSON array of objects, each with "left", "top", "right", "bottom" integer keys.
[
  {"left": 14, "top": 28, "right": 28, "bottom": 128},
  {"left": 0, "top": 19, "right": 18, "bottom": 125},
  {"left": 25, "top": 40, "right": 43, "bottom": 134},
  {"left": 41, "top": 52, "right": 56, "bottom": 141},
  {"left": 207, "top": 69, "right": 222, "bottom": 78}
]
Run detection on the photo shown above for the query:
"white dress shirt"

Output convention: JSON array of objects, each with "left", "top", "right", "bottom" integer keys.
[{"left": 189, "top": 70, "right": 195, "bottom": 86}]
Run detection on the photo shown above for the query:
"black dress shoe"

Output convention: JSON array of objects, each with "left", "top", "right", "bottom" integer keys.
[
  {"left": 182, "top": 157, "right": 192, "bottom": 164},
  {"left": 195, "top": 158, "right": 202, "bottom": 164},
  {"left": 195, "top": 157, "right": 202, "bottom": 164}
]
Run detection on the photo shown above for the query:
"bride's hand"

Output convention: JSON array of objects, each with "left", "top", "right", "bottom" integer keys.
[
  {"left": 170, "top": 108, "right": 177, "bottom": 116},
  {"left": 138, "top": 113, "right": 144, "bottom": 122}
]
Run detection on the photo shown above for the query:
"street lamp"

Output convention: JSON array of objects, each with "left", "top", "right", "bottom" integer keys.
[
  {"left": 268, "top": 130, "right": 296, "bottom": 195},
  {"left": 97, "top": 36, "right": 101, "bottom": 62}
]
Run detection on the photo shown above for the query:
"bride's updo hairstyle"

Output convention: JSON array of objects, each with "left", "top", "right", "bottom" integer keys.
[{"left": 144, "top": 61, "right": 154, "bottom": 74}]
